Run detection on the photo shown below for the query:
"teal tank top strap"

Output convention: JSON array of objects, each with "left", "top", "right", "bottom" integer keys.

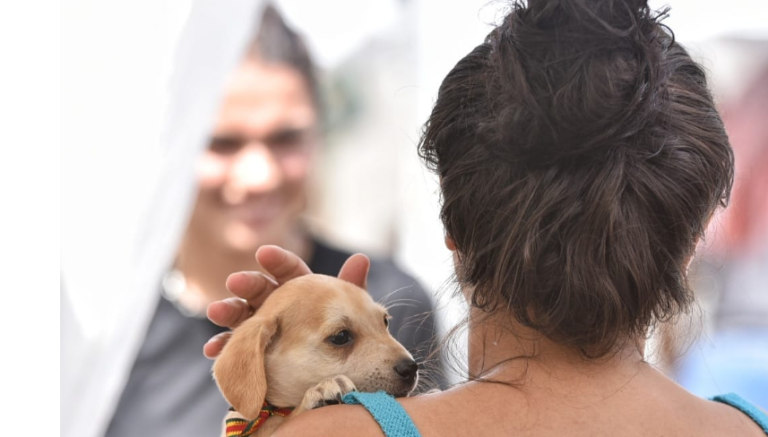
[
  {"left": 710, "top": 393, "right": 768, "bottom": 434},
  {"left": 342, "top": 391, "right": 422, "bottom": 437}
]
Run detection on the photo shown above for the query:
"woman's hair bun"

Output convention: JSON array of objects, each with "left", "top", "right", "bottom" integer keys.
[
  {"left": 483, "top": 0, "right": 673, "bottom": 167},
  {"left": 419, "top": 0, "right": 733, "bottom": 358},
  {"left": 527, "top": 0, "right": 652, "bottom": 32}
]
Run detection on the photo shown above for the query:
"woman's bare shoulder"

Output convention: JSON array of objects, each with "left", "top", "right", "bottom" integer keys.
[{"left": 271, "top": 404, "right": 383, "bottom": 437}]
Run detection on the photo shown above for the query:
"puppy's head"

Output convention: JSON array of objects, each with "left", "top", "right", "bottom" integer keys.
[{"left": 212, "top": 274, "right": 418, "bottom": 419}]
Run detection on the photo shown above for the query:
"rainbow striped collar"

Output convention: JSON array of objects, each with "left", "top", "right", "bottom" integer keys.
[{"left": 225, "top": 403, "right": 294, "bottom": 436}]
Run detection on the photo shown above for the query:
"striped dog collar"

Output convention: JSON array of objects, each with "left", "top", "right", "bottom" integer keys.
[{"left": 225, "top": 403, "right": 294, "bottom": 436}]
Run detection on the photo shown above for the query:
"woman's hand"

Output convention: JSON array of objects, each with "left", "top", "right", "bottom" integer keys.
[{"left": 203, "top": 245, "right": 370, "bottom": 359}]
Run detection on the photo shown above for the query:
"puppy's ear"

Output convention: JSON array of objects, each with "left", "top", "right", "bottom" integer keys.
[{"left": 212, "top": 315, "right": 278, "bottom": 420}]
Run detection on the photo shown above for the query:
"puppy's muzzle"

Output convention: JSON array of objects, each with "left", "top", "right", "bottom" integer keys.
[{"left": 391, "top": 358, "right": 419, "bottom": 397}]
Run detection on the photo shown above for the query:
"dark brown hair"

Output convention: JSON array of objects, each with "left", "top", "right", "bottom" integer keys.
[
  {"left": 419, "top": 0, "right": 734, "bottom": 358},
  {"left": 248, "top": 4, "right": 320, "bottom": 109}
]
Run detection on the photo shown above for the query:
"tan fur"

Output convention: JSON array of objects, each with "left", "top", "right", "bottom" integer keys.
[{"left": 213, "top": 274, "right": 418, "bottom": 437}]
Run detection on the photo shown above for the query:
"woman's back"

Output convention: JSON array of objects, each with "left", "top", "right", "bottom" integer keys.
[
  {"left": 278, "top": 360, "right": 766, "bottom": 437},
  {"left": 396, "top": 368, "right": 765, "bottom": 437}
]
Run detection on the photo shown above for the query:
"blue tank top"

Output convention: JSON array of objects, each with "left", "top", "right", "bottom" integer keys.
[
  {"left": 710, "top": 393, "right": 768, "bottom": 434},
  {"left": 343, "top": 391, "right": 768, "bottom": 437},
  {"left": 342, "top": 391, "right": 421, "bottom": 437}
]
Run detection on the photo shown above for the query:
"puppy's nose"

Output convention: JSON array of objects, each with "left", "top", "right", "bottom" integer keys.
[{"left": 394, "top": 359, "right": 418, "bottom": 383}]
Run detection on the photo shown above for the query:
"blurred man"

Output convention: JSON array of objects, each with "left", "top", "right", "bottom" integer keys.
[{"left": 104, "top": 6, "right": 442, "bottom": 437}]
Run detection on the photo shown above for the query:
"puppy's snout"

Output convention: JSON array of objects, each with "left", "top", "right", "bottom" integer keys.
[{"left": 394, "top": 359, "right": 418, "bottom": 384}]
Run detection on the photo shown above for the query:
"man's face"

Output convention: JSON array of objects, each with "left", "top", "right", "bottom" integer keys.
[{"left": 185, "top": 59, "right": 318, "bottom": 254}]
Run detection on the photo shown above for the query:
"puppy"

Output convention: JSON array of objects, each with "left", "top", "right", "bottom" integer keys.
[{"left": 213, "top": 274, "right": 419, "bottom": 437}]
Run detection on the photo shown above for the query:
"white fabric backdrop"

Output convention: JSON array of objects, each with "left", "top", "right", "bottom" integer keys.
[{"left": 61, "top": 1, "right": 264, "bottom": 436}]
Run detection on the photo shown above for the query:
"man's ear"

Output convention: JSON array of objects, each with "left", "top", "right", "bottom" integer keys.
[{"left": 212, "top": 315, "right": 278, "bottom": 420}]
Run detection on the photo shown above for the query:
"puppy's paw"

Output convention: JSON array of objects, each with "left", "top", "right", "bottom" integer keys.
[{"left": 299, "top": 375, "right": 357, "bottom": 410}]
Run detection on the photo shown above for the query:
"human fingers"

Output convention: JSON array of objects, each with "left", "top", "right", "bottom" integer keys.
[
  {"left": 255, "top": 245, "right": 312, "bottom": 284},
  {"left": 203, "top": 331, "right": 232, "bottom": 359},
  {"left": 338, "top": 253, "right": 370, "bottom": 290},
  {"left": 225, "top": 271, "right": 278, "bottom": 309},
  {"left": 207, "top": 297, "right": 254, "bottom": 329}
]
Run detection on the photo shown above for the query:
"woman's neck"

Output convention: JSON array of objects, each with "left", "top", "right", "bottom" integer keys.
[{"left": 465, "top": 307, "right": 648, "bottom": 390}]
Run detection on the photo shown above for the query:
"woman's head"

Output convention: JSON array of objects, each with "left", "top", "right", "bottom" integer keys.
[
  {"left": 419, "top": 0, "right": 734, "bottom": 357},
  {"left": 186, "top": 5, "right": 320, "bottom": 254}
]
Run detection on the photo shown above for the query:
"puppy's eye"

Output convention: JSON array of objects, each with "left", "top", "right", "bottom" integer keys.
[
  {"left": 384, "top": 316, "right": 390, "bottom": 328},
  {"left": 328, "top": 330, "right": 353, "bottom": 346}
]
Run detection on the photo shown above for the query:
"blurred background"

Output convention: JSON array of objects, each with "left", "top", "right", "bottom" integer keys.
[{"left": 61, "top": 1, "right": 768, "bottom": 436}]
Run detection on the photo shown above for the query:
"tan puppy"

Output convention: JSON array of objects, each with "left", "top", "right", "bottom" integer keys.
[{"left": 213, "top": 274, "right": 419, "bottom": 437}]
